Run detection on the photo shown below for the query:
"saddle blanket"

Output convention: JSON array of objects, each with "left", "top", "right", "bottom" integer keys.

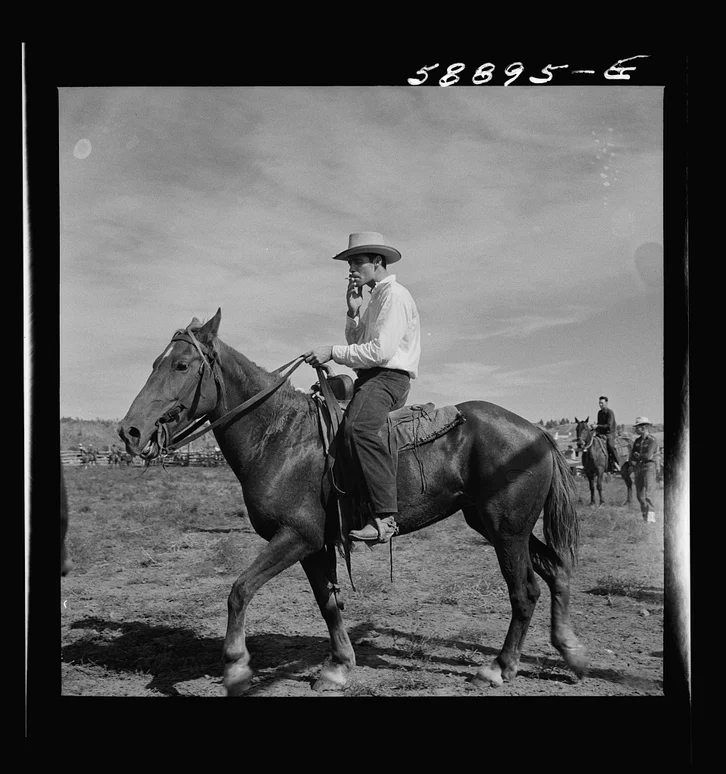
[{"left": 381, "top": 403, "right": 465, "bottom": 454}]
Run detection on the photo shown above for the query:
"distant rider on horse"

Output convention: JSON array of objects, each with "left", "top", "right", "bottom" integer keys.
[{"left": 595, "top": 395, "right": 620, "bottom": 472}]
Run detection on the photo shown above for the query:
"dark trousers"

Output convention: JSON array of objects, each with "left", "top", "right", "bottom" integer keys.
[
  {"left": 600, "top": 433, "right": 620, "bottom": 467},
  {"left": 635, "top": 461, "right": 656, "bottom": 516},
  {"left": 341, "top": 368, "right": 410, "bottom": 516}
]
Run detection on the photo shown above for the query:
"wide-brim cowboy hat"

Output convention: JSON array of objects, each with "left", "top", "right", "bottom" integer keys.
[
  {"left": 634, "top": 416, "right": 652, "bottom": 426},
  {"left": 332, "top": 232, "right": 401, "bottom": 264}
]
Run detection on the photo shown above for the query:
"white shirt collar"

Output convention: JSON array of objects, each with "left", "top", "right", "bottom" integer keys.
[{"left": 371, "top": 274, "right": 396, "bottom": 293}]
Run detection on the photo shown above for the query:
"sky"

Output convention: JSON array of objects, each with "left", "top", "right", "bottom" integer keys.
[{"left": 58, "top": 85, "right": 665, "bottom": 426}]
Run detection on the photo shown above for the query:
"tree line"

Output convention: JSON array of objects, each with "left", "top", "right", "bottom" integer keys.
[
  {"left": 536, "top": 418, "right": 573, "bottom": 429},
  {"left": 535, "top": 419, "right": 664, "bottom": 433}
]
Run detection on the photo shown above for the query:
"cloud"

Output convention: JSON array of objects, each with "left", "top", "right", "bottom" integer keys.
[
  {"left": 58, "top": 86, "right": 664, "bottom": 423},
  {"left": 413, "top": 359, "right": 582, "bottom": 409},
  {"left": 458, "top": 311, "right": 588, "bottom": 340}
]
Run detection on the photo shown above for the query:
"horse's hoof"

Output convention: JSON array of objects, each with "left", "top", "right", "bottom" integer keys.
[
  {"left": 471, "top": 661, "right": 504, "bottom": 688},
  {"left": 312, "top": 663, "right": 350, "bottom": 692},
  {"left": 561, "top": 642, "right": 588, "bottom": 679},
  {"left": 223, "top": 664, "right": 254, "bottom": 696}
]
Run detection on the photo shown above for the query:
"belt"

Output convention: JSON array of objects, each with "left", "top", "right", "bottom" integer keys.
[{"left": 355, "top": 367, "right": 411, "bottom": 378}]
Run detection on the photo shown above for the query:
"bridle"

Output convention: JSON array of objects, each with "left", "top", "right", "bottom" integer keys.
[
  {"left": 575, "top": 422, "right": 605, "bottom": 456},
  {"left": 154, "top": 324, "right": 307, "bottom": 455},
  {"left": 575, "top": 423, "right": 593, "bottom": 453}
]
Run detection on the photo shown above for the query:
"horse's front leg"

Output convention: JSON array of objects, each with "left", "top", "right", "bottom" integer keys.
[
  {"left": 587, "top": 474, "right": 596, "bottom": 506},
  {"left": 223, "top": 527, "right": 313, "bottom": 696},
  {"left": 596, "top": 472, "right": 605, "bottom": 506},
  {"left": 301, "top": 548, "right": 356, "bottom": 691}
]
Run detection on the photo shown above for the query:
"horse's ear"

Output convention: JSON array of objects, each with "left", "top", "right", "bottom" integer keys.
[
  {"left": 574, "top": 417, "right": 579, "bottom": 423},
  {"left": 585, "top": 416, "right": 589, "bottom": 423},
  {"left": 197, "top": 308, "right": 222, "bottom": 344}
]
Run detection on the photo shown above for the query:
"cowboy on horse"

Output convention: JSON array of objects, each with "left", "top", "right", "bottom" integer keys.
[
  {"left": 303, "top": 232, "right": 421, "bottom": 546},
  {"left": 594, "top": 395, "right": 621, "bottom": 473}
]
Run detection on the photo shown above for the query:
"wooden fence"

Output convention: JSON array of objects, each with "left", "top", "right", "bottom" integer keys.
[{"left": 61, "top": 449, "right": 226, "bottom": 468}]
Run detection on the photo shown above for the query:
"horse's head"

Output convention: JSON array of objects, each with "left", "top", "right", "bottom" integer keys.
[
  {"left": 573, "top": 416, "right": 590, "bottom": 452},
  {"left": 117, "top": 308, "right": 224, "bottom": 460}
]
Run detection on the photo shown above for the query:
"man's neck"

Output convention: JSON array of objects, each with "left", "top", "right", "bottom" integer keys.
[{"left": 367, "top": 269, "right": 391, "bottom": 290}]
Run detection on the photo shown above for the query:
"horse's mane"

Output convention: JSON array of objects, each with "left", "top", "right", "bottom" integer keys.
[{"left": 217, "top": 339, "right": 318, "bottom": 436}]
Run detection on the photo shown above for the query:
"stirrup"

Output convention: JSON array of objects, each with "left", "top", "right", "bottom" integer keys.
[{"left": 349, "top": 516, "right": 398, "bottom": 544}]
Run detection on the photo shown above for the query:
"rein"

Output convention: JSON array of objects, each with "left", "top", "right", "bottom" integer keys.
[
  {"left": 577, "top": 426, "right": 605, "bottom": 458},
  {"left": 579, "top": 432, "right": 595, "bottom": 453},
  {"left": 158, "top": 328, "right": 306, "bottom": 453},
  {"left": 155, "top": 337, "right": 388, "bottom": 592}
]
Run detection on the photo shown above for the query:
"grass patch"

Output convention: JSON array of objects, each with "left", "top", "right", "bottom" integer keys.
[
  {"left": 431, "top": 576, "right": 505, "bottom": 607},
  {"left": 589, "top": 574, "right": 663, "bottom": 603},
  {"left": 578, "top": 504, "right": 656, "bottom": 544},
  {"left": 393, "top": 631, "right": 435, "bottom": 663}
]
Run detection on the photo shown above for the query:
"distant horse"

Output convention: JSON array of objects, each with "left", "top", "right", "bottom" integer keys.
[
  {"left": 107, "top": 449, "right": 122, "bottom": 467},
  {"left": 574, "top": 417, "right": 609, "bottom": 506},
  {"left": 118, "top": 309, "right": 586, "bottom": 695},
  {"left": 79, "top": 449, "right": 97, "bottom": 468}
]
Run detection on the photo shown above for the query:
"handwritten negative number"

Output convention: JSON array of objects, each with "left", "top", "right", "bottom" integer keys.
[{"left": 407, "top": 57, "right": 649, "bottom": 86}]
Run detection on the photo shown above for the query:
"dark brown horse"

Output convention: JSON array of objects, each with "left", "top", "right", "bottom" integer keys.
[
  {"left": 574, "top": 418, "right": 609, "bottom": 506},
  {"left": 118, "top": 309, "right": 586, "bottom": 695}
]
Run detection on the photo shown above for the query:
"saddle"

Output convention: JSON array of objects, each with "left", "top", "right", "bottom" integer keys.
[
  {"left": 311, "top": 369, "right": 465, "bottom": 587},
  {"left": 590, "top": 433, "right": 620, "bottom": 472}
]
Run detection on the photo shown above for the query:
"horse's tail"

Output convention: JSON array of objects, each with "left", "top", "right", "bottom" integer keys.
[{"left": 540, "top": 430, "right": 580, "bottom": 567}]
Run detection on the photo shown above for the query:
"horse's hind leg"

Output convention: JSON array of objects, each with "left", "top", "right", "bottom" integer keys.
[
  {"left": 529, "top": 534, "right": 587, "bottom": 678},
  {"left": 223, "top": 527, "right": 313, "bottom": 696},
  {"left": 471, "top": 535, "right": 541, "bottom": 688},
  {"left": 300, "top": 548, "right": 356, "bottom": 692}
]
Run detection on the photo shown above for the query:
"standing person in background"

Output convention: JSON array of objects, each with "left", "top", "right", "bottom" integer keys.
[
  {"left": 595, "top": 396, "right": 621, "bottom": 472},
  {"left": 628, "top": 416, "right": 658, "bottom": 523},
  {"left": 303, "top": 232, "right": 421, "bottom": 545}
]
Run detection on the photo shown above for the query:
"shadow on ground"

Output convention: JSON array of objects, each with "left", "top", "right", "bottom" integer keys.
[{"left": 62, "top": 615, "right": 661, "bottom": 695}]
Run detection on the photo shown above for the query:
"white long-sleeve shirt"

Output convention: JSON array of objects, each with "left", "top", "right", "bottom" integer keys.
[{"left": 331, "top": 274, "right": 421, "bottom": 378}]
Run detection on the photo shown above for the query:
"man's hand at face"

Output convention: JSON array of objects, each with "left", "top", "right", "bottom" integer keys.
[{"left": 346, "top": 277, "right": 364, "bottom": 317}]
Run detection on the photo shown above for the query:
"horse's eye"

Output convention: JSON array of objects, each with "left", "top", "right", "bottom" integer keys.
[{"left": 175, "top": 362, "right": 189, "bottom": 372}]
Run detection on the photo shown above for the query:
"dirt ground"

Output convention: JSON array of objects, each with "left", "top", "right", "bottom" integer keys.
[{"left": 55, "top": 463, "right": 677, "bottom": 705}]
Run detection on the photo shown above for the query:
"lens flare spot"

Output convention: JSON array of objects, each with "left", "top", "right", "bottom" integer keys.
[{"left": 73, "top": 138, "right": 92, "bottom": 159}]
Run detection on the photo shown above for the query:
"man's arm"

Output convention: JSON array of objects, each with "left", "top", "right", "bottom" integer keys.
[
  {"left": 640, "top": 436, "right": 659, "bottom": 463},
  {"left": 331, "top": 293, "right": 409, "bottom": 370}
]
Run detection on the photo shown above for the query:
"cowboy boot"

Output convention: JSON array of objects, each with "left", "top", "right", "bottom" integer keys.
[{"left": 349, "top": 515, "right": 398, "bottom": 543}]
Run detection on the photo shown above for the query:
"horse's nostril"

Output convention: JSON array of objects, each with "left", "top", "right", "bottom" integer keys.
[{"left": 118, "top": 426, "right": 140, "bottom": 442}]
